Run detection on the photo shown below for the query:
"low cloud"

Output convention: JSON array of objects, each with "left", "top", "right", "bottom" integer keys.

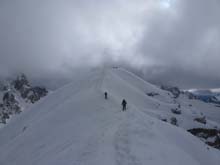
[{"left": 0, "top": 0, "right": 219, "bottom": 88}]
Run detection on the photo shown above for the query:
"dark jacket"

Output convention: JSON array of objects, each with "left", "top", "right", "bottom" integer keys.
[{"left": 122, "top": 99, "right": 127, "bottom": 106}]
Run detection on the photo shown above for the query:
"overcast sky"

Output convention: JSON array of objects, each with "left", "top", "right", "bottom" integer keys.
[{"left": 0, "top": 0, "right": 220, "bottom": 89}]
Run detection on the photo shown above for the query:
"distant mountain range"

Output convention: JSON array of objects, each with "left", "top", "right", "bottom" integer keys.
[{"left": 187, "top": 89, "right": 220, "bottom": 105}]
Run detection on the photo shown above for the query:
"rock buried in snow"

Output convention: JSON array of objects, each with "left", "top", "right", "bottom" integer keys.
[
  {"left": 146, "top": 92, "right": 159, "bottom": 97},
  {"left": 170, "top": 117, "right": 178, "bottom": 126},
  {"left": 171, "top": 108, "right": 181, "bottom": 115},
  {"left": 194, "top": 116, "right": 206, "bottom": 124},
  {"left": 161, "top": 118, "right": 167, "bottom": 122},
  {"left": 161, "top": 85, "right": 181, "bottom": 98}
]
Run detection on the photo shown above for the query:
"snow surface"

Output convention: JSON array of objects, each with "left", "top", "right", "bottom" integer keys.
[{"left": 0, "top": 68, "right": 219, "bottom": 165}]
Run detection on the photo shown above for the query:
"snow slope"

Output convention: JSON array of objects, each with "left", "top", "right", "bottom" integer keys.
[{"left": 0, "top": 68, "right": 219, "bottom": 165}]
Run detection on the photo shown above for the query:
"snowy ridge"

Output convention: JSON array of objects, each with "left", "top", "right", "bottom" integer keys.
[{"left": 0, "top": 68, "right": 219, "bottom": 165}]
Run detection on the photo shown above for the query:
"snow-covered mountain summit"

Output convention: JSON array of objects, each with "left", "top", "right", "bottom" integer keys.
[{"left": 0, "top": 68, "right": 219, "bottom": 165}]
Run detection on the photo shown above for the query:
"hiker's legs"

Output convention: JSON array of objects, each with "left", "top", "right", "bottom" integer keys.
[{"left": 122, "top": 105, "right": 126, "bottom": 111}]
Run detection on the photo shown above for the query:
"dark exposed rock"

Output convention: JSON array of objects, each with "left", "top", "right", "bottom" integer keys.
[
  {"left": 3, "top": 92, "right": 16, "bottom": 106},
  {"left": 146, "top": 92, "right": 159, "bottom": 97},
  {"left": 188, "top": 128, "right": 218, "bottom": 138},
  {"left": 12, "top": 74, "right": 48, "bottom": 103},
  {"left": 206, "top": 137, "right": 220, "bottom": 149},
  {"left": 0, "top": 115, "right": 6, "bottom": 124},
  {"left": 26, "top": 87, "right": 48, "bottom": 103},
  {"left": 13, "top": 74, "right": 30, "bottom": 91},
  {"left": 2, "top": 112, "right": 10, "bottom": 119},
  {"left": 12, "top": 74, "right": 32, "bottom": 100},
  {"left": 171, "top": 108, "right": 181, "bottom": 115},
  {"left": 2, "top": 92, "right": 21, "bottom": 114},
  {"left": 161, "top": 85, "right": 181, "bottom": 98},
  {"left": 170, "top": 117, "right": 178, "bottom": 126},
  {"left": 0, "top": 74, "right": 48, "bottom": 124},
  {"left": 0, "top": 110, "right": 11, "bottom": 124},
  {"left": 0, "top": 92, "right": 21, "bottom": 124},
  {"left": 188, "top": 128, "right": 220, "bottom": 149},
  {"left": 194, "top": 116, "right": 206, "bottom": 124},
  {"left": 161, "top": 118, "right": 167, "bottom": 122},
  {"left": 0, "top": 82, "right": 8, "bottom": 91},
  {"left": 185, "top": 91, "right": 197, "bottom": 100}
]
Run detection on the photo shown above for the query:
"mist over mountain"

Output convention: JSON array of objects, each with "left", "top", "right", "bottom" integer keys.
[{"left": 0, "top": 0, "right": 220, "bottom": 89}]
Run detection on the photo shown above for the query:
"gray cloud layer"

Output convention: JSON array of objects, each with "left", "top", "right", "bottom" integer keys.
[{"left": 0, "top": 0, "right": 220, "bottom": 88}]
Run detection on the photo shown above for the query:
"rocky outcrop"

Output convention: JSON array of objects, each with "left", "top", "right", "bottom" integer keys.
[
  {"left": 194, "top": 116, "right": 206, "bottom": 124},
  {"left": 3, "top": 92, "right": 21, "bottom": 114},
  {"left": 0, "top": 74, "right": 48, "bottom": 124},
  {"left": 146, "top": 92, "right": 159, "bottom": 97},
  {"left": 170, "top": 117, "right": 178, "bottom": 126},
  {"left": 161, "top": 85, "right": 181, "bottom": 98},
  {"left": 13, "top": 74, "right": 30, "bottom": 93},
  {"left": 24, "top": 87, "right": 48, "bottom": 103},
  {"left": 184, "top": 91, "right": 197, "bottom": 100},
  {"left": 12, "top": 74, "right": 48, "bottom": 103},
  {"left": 0, "top": 92, "right": 21, "bottom": 124},
  {"left": 188, "top": 128, "right": 220, "bottom": 149},
  {"left": 171, "top": 108, "right": 181, "bottom": 115}
]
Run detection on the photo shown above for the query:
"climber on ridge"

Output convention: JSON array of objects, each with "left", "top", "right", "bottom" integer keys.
[
  {"left": 104, "top": 92, "right": 108, "bottom": 100},
  {"left": 121, "top": 99, "right": 127, "bottom": 111}
]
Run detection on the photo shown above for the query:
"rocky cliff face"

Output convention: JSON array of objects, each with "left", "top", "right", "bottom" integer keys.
[
  {"left": 160, "top": 85, "right": 181, "bottom": 98},
  {"left": 188, "top": 128, "right": 220, "bottom": 149},
  {"left": 0, "top": 74, "right": 48, "bottom": 124},
  {"left": 12, "top": 74, "right": 48, "bottom": 103}
]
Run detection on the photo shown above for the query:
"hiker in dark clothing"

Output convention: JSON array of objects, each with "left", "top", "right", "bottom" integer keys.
[
  {"left": 121, "top": 99, "right": 127, "bottom": 111},
  {"left": 104, "top": 92, "right": 108, "bottom": 99}
]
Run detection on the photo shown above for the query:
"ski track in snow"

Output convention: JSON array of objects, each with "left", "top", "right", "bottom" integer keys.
[
  {"left": 114, "top": 112, "right": 142, "bottom": 165},
  {"left": 74, "top": 108, "right": 143, "bottom": 165}
]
